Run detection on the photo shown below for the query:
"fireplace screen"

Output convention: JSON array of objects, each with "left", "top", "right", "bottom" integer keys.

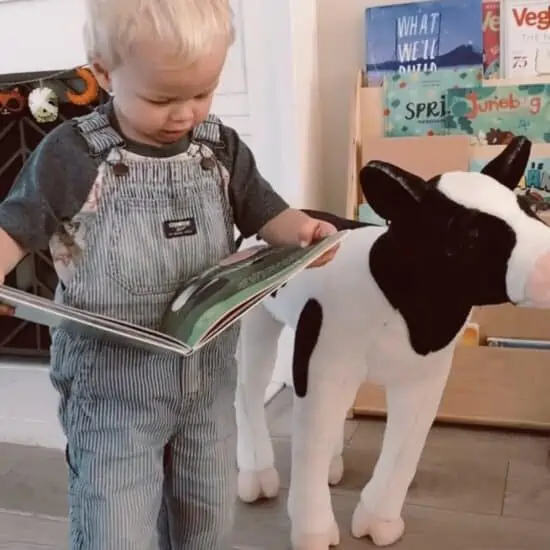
[{"left": 0, "top": 69, "right": 107, "bottom": 357}]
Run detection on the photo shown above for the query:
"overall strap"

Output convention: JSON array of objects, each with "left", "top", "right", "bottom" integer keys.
[
  {"left": 74, "top": 110, "right": 224, "bottom": 155},
  {"left": 73, "top": 110, "right": 125, "bottom": 157},
  {"left": 192, "top": 114, "right": 223, "bottom": 147}
]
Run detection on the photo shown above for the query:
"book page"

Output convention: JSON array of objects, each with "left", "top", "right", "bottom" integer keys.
[
  {"left": 0, "top": 231, "right": 347, "bottom": 357},
  {"left": 161, "top": 231, "right": 348, "bottom": 349},
  {"left": 0, "top": 285, "right": 192, "bottom": 356}
]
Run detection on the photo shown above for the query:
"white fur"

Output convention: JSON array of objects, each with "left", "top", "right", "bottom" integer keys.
[{"left": 235, "top": 176, "right": 550, "bottom": 549}]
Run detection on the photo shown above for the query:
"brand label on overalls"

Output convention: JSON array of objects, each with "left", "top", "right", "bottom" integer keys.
[{"left": 163, "top": 218, "right": 197, "bottom": 239}]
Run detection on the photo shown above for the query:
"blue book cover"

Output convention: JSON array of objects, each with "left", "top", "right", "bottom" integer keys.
[{"left": 365, "top": 0, "right": 484, "bottom": 87}]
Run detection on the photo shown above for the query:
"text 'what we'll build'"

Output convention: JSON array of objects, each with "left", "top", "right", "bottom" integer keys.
[{"left": 396, "top": 11, "right": 441, "bottom": 73}]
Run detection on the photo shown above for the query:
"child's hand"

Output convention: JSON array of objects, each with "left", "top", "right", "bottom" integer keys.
[
  {"left": 298, "top": 218, "right": 339, "bottom": 268},
  {"left": 0, "top": 303, "right": 14, "bottom": 316}
]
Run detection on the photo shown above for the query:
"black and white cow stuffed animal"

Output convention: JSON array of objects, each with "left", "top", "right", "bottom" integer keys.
[{"left": 234, "top": 137, "right": 550, "bottom": 550}]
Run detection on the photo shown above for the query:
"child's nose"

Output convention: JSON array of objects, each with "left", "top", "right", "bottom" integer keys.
[{"left": 171, "top": 103, "right": 194, "bottom": 123}]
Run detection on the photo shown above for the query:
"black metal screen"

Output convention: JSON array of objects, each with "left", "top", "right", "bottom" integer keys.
[{"left": 0, "top": 71, "right": 107, "bottom": 357}]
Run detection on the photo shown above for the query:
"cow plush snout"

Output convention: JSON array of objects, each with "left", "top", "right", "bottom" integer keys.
[{"left": 524, "top": 250, "right": 550, "bottom": 308}]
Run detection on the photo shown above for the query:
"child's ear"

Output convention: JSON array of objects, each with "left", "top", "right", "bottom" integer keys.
[
  {"left": 89, "top": 60, "right": 112, "bottom": 93},
  {"left": 359, "top": 161, "right": 428, "bottom": 222}
]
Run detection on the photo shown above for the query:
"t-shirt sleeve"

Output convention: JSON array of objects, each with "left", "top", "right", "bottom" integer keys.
[
  {"left": 0, "top": 121, "right": 98, "bottom": 252},
  {"left": 219, "top": 124, "right": 289, "bottom": 237}
]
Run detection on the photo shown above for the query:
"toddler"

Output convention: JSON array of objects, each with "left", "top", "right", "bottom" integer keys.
[{"left": 0, "top": 1, "right": 337, "bottom": 548}]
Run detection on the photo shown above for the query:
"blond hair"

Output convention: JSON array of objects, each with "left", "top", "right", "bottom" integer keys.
[{"left": 83, "top": 0, "right": 235, "bottom": 68}]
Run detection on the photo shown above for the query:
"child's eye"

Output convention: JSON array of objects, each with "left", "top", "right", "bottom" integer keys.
[
  {"left": 195, "top": 91, "right": 212, "bottom": 100},
  {"left": 145, "top": 98, "right": 172, "bottom": 105}
]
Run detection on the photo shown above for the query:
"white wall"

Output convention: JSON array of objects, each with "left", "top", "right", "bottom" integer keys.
[
  {"left": 316, "top": 0, "right": 366, "bottom": 215},
  {"left": 267, "top": 0, "right": 323, "bottom": 210},
  {"left": 0, "top": 0, "right": 87, "bottom": 74},
  {"left": 315, "top": 0, "right": 434, "bottom": 215}
]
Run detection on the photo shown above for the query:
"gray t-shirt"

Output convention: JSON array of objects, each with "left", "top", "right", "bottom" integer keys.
[{"left": 0, "top": 102, "right": 289, "bottom": 258}]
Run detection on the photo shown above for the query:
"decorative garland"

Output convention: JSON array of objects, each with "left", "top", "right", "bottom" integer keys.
[
  {"left": 65, "top": 67, "right": 100, "bottom": 106},
  {"left": 0, "top": 65, "right": 100, "bottom": 123}
]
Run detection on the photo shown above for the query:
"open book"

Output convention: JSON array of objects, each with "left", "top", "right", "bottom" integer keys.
[{"left": 0, "top": 231, "right": 348, "bottom": 356}]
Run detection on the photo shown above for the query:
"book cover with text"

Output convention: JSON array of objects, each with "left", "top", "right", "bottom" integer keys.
[
  {"left": 483, "top": 0, "right": 501, "bottom": 78},
  {"left": 445, "top": 84, "right": 550, "bottom": 144},
  {"left": 365, "top": 0, "right": 484, "bottom": 87},
  {"left": 501, "top": 0, "right": 550, "bottom": 78},
  {"left": 383, "top": 67, "right": 482, "bottom": 137}
]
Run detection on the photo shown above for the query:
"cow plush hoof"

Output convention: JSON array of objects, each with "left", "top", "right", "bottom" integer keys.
[
  {"left": 237, "top": 467, "right": 280, "bottom": 503},
  {"left": 328, "top": 454, "right": 344, "bottom": 486},
  {"left": 291, "top": 521, "right": 340, "bottom": 549},
  {"left": 351, "top": 502, "right": 405, "bottom": 546}
]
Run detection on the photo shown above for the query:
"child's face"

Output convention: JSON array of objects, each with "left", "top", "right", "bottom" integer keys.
[{"left": 93, "top": 39, "right": 228, "bottom": 146}]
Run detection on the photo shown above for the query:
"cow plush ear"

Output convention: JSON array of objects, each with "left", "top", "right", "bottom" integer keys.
[
  {"left": 359, "top": 161, "right": 428, "bottom": 222},
  {"left": 481, "top": 136, "right": 531, "bottom": 190}
]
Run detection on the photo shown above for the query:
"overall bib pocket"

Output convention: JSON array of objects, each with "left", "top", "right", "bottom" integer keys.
[{"left": 107, "top": 196, "right": 211, "bottom": 296}]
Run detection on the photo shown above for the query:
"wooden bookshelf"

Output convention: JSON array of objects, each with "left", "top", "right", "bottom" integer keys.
[{"left": 346, "top": 71, "right": 550, "bottom": 431}]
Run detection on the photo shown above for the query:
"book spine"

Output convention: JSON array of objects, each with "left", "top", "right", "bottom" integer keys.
[
  {"left": 487, "top": 337, "right": 550, "bottom": 349},
  {"left": 482, "top": 0, "right": 501, "bottom": 78}
]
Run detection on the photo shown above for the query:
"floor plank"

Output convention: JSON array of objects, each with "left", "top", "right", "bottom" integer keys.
[
  {"left": 234, "top": 488, "right": 550, "bottom": 550},
  {"left": 503, "top": 457, "right": 550, "bottom": 522},
  {"left": 0, "top": 509, "right": 67, "bottom": 550}
]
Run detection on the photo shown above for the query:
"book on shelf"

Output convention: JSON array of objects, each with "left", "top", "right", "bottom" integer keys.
[
  {"left": 383, "top": 66, "right": 482, "bottom": 137},
  {"left": 0, "top": 231, "right": 348, "bottom": 357},
  {"left": 444, "top": 83, "right": 550, "bottom": 144},
  {"left": 364, "top": 0, "right": 484, "bottom": 87},
  {"left": 486, "top": 336, "right": 550, "bottom": 349},
  {"left": 482, "top": 0, "right": 501, "bottom": 79},
  {"left": 470, "top": 152, "right": 550, "bottom": 206},
  {"left": 501, "top": 0, "right": 550, "bottom": 78}
]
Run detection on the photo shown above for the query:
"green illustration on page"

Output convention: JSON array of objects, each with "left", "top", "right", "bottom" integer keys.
[
  {"left": 445, "top": 84, "right": 550, "bottom": 145},
  {"left": 383, "top": 67, "right": 482, "bottom": 138}
]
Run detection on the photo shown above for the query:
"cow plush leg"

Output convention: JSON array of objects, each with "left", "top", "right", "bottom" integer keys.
[
  {"left": 328, "top": 422, "right": 345, "bottom": 486},
  {"left": 288, "top": 300, "right": 363, "bottom": 549},
  {"left": 289, "top": 371, "right": 361, "bottom": 550},
  {"left": 351, "top": 359, "right": 452, "bottom": 546},
  {"left": 236, "top": 304, "right": 284, "bottom": 503}
]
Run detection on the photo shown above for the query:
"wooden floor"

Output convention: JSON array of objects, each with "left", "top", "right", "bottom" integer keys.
[{"left": 1, "top": 388, "right": 550, "bottom": 549}]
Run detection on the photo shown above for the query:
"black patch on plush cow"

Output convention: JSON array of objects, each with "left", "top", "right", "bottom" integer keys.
[
  {"left": 270, "top": 283, "right": 287, "bottom": 298},
  {"left": 293, "top": 299, "right": 323, "bottom": 398},
  {"left": 361, "top": 136, "right": 531, "bottom": 355}
]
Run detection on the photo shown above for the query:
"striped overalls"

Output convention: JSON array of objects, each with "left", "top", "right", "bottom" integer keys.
[{"left": 49, "top": 111, "right": 240, "bottom": 550}]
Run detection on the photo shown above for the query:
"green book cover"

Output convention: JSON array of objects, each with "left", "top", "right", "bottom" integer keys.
[
  {"left": 383, "top": 67, "right": 482, "bottom": 138},
  {"left": 445, "top": 84, "right": 550, "bottom": 144}
]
